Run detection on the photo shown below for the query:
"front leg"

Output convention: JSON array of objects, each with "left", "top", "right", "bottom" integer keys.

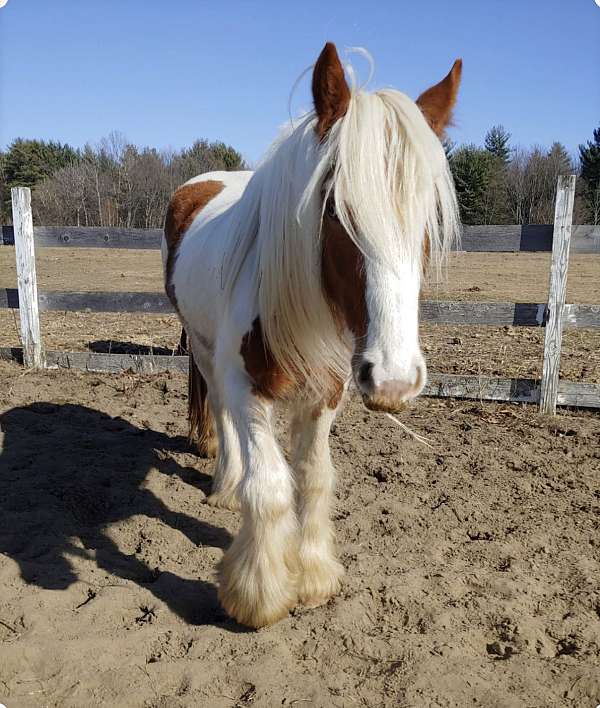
[
  {"left": 207, "top": 406, "right": 243, "bottom": 511},
  {"left": 218, "top": 369, "right": 298, "bottom": 628},
  {"left": 291, "top": 397, "right": 345, "bottom": 608}
]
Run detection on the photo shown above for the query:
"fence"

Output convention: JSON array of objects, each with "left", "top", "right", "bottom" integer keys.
[{"left": 1, "top": 177, "right": 600, "bottom": 413}]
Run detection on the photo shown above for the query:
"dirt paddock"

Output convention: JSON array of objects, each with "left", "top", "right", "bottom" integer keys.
[{"left": 0, "top": 247, "right": 599, "bottom": 706}]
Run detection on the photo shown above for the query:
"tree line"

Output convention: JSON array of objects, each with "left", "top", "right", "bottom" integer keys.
[
  {"left": 0, "top": 132, "right": 245, "bottom": 228},
  {"left": 1, "top": 125, "right": 599, "bottom": 228},
  {"left": 447, "top": 125, "right": 599, "bottom": 225}
]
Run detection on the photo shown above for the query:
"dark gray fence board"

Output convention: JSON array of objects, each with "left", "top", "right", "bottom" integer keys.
[
  {"left": 2, "top": 224, "right": 599, "bottom": 253},
  {"left": 421, "top": 301, "right": 548, "bottom": 327},
  {"left": 1, "top": 225, "right": 163, "bottom": 249},
  {"left": 0, "top": 289, "right": 173, "bottom": 313},
  {"left": 459, "top": 225, "right": 600, "bottom": 253},
  {"left": 424, "top": 373, "right": 600, "bottom": 408},
  {"left": 3, "top": 289, "right": 599, "bottom": 328},
  {"left": 2, "top": 346, "right": 598, "bottom": 408}
]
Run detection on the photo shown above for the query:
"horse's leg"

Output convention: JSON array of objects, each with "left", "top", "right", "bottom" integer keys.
[
  {"left": 187, "top": 332, "right": 243, "bottom": 510},
  {"left": 290, "top": 400, "right": 344, "bottom": 608},
  {"left": 217, "top": 367, "right": 298, "bottom": 628},
  {"left": 206, "top": 404, "right": 242, "bottom": 511}
]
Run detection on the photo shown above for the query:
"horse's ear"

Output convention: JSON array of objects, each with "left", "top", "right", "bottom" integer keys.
[
  {"left": 312, "top": 42, "right": 351, "bottom": 140},
  {"left": 416, "top": 59, "right": 462, "bottom": 137}
]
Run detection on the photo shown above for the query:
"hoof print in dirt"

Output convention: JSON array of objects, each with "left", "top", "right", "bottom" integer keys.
[{"left": 486, "top": 641, "right": 517, "bottom": 660}]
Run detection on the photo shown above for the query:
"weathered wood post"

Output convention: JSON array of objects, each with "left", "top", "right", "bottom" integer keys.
[
  {"left": 11, "top": 186, "right": 45, "bottom": 368},
  {"left": 539, "top": 175, "right": 576, "bottom": 414}
]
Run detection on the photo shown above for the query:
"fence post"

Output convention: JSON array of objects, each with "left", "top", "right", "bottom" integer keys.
[
  {"left": 11, "top": 186, "right": 45, "bottom": 368},
  {"left": 539, "top": 175, "right": 576, "bottom": 414}
]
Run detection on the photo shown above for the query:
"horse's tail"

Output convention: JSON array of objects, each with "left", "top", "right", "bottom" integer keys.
[{"left": 179, "top": 328, "right": 217, "bottom": 458}]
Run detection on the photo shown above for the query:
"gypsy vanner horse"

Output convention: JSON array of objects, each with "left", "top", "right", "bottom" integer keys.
[{"left": 163, "top": 43, "right": 462, "bottom": 627}]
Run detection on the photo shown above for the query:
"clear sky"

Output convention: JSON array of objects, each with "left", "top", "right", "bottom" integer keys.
[{"left": 1, "top": 0, "right": 599, "bottom": 165}]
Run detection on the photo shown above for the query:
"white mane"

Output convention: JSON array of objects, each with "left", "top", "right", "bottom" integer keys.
[{"left": 223, "top": 84, "right": 459, "bottom": 394}]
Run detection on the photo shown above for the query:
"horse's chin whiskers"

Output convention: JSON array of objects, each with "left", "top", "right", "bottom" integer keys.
[
  {"left": 359, "top": 398, "right": 434, "bottom": 449},
  {"left": 383, "top": 411, "right": 434, "bottom": 449}
]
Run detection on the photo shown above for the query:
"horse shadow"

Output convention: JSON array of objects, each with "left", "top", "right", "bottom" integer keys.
[
  {"left": 0, "top": 402, "right": 238, "bottom": 628},
  {"left": 87, "top": 340, "right": 177, "bottom": 356}
]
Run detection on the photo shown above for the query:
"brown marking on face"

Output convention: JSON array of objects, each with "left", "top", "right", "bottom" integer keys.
[
  {"left": 164, "top": 180, "right": 224, "bottom": 307},
  {"left": 416, "top": 59, "right": 463, "bottom": 137},
  {"left": 321, "top": 204, "right": 368, "bottom": 343},
  {"left": 312, "top": 42, "right": 351, "bottom": 140},
  {"left": 240, "top": 317, "right": 296, "bottom": 400}
]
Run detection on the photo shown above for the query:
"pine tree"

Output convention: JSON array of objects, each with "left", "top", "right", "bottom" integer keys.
[
  {"left": 547, "top": 142, "right": 573, "bottom": 174},
  {"left": 449, "top": 145, "right": 496, "bottom": 224},
  {"left": 2, "top": 139, "right": 80, "bottom": 219},
  {"left": 484, "top": 125, "right": 511, "bottom": 164},
  {"left": 579, "top": 126, "right": 600, "bottom": 224},
  {"left": 4, "top": 138, "right": 79, "bottom": 188}
]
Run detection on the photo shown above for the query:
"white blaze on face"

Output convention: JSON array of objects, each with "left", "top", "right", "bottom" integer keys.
[{"left": 358, "top": 256, "right": 426, "bottom": 403}]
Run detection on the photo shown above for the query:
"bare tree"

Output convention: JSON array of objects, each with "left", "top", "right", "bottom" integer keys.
[{"left": 32, "top": 134, "right": 245, "bottom": 228}]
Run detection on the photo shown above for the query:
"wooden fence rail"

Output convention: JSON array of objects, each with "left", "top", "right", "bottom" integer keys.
[
  {"left": 2, "top": 290, "right": 600, "bottom": 329},
  {"left": 2, "top": 223, "right": 600, "bottom": 253},
  {"left": 2, "top": 180, "right": 599, "bottom": 411}
]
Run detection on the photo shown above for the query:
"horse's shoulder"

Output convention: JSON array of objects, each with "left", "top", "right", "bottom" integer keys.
[{"left": 164, "top": 178, "right": 225, "bottom": 249}]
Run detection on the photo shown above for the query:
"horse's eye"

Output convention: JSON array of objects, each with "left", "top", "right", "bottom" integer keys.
[{"left": 326, "top": 200, "right": 338, "bottom": 220}]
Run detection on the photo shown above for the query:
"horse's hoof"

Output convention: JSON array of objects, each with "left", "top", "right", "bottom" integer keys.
[
  {"left": 298, "top": 556, "right": 344, "bottom": 608},
  {"left": 206, "top": 489, "right": 241, "bottom": 511},
  {"left": 196, "top": 436, "right": 218, "bottom": 458},
  {"left": 218, "top": 544, "right": 298, "bottom": 628},
  {"left": 218, "top": 587, "right": 295, "bottom": 628}
]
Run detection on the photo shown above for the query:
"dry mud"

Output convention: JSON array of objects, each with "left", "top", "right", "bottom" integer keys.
[{"left": 0, "top": 362, "right": 599, "bottom": 707}]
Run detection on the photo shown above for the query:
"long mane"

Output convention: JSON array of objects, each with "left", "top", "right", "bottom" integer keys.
[{"left": 222, "top": 82, "right": 459, "bottom": 395}]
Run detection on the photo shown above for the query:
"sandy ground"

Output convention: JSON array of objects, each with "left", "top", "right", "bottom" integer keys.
[
  {"left": 0, "top": 247, "right": 599, "bottom": 706},
  {"left": 0, "top": 361, "right": 599, "bottom": 707}
]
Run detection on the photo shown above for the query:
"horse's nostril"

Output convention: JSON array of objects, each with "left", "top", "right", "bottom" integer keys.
[{"left": 358, "top": 361, "right": 374, "bottom": 387}]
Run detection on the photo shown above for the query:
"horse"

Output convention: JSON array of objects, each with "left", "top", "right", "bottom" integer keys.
[{"left": 162, "top": 42, "right": 462, "bottom": 628}]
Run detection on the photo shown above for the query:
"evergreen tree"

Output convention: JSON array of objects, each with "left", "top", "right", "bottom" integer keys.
[
  {"left": 449, "top": 145, "right": 496, "bottom": 224},
  {"left": 579, "top": 126, "right": 600, "bottom": 224},
  {"left": 0, "top": 150, "right": 6, "bottom": 221},
  {"left": 4, "top": 138, "right": 80, "bottom": 188},
  {"left": 484, "top": 125, "right": 511, "bottom": 164},
  {"left": 2, "top": 139, "right": 80, "bottom": 219},
  {"left": 210, "top": 141, "right": 245, "bottom": 171},
  {"left": 547, "top": 141, "right": 573, "bottom": 174}
]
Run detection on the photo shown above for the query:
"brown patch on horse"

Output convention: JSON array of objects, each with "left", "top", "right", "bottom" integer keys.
[
  {"left": 416, "top": 59, "right": 462, "bottom": 137},
  {"left": 241, "top": 315, "right": 345, "bottom": 406},
  {"left": 164, "top": 180, "right": 224, "bottom": 306},
  {"left": 312, "top": 42, "right": 351, "bottom": 140},
  {"left": 309, "top": 375, "right": 345, "bottom": 420},
  {"left": 240, "top": 318, "right": 296, "bottom": 400},
  {"left": 326, "top": 377, "right": 345, "bottom": 409},
  {"left": 321, "top": 206, "right": 368, "bottom": 342},
  {"left": 422, "top": 230, "right": 431, "bottom": 277},
  {"left": 188, "top": 348, "right": 218, "bottom": 458}
]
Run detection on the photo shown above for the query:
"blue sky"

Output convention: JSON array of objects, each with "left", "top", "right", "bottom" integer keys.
[{"left": 1, "top": 0, "right": 599, "bottom": 165}]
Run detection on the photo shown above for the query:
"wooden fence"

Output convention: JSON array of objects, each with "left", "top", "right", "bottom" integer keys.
[{"left": 2, "top": 178, "right": 600, "bottom": 412}]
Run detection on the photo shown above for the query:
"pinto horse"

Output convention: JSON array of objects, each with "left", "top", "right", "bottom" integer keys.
[{"left": 163, "top": 43, "right": 461, "bottom": 628}]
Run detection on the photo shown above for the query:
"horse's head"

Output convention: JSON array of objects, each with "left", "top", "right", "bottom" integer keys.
[{"left": 314, "top": 43, "right": 461, "bottom": 412}]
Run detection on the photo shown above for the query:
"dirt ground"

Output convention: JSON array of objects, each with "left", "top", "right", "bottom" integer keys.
[
  {"left": 0, "top": 361, "right": 599, "bottom": 707},
  {"left": 0, "top": 247, "right": 599, "bottom": 706}
]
